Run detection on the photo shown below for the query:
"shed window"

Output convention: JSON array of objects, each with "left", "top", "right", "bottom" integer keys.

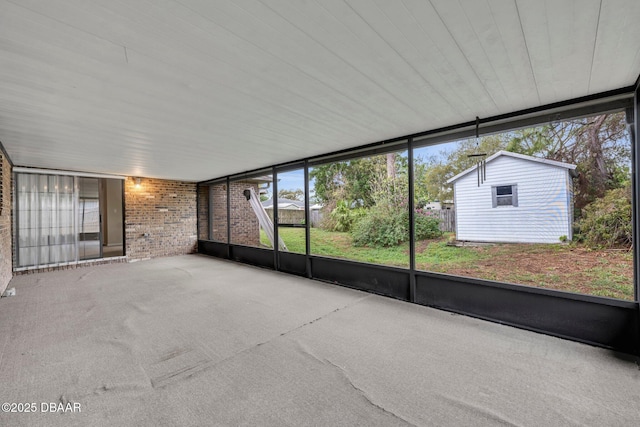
[{"left": 492, "top": 185, "right": 518, "bottom": 207}]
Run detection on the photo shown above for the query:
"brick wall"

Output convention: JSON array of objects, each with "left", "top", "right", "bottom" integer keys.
[
  {"left": 195, "top": 180, "right": 265, "bottom": 246},
  {"left": 0, "top": 153, "right": 12, "bottom": 294},
  {"left": 197, "top": 185, "right": 209, "bottom": 240},
  {"left": 125, "top": 177, "right": 197, "bottom": 261},
  {"left": 211, "top": 183, "right": 228, "bottom": 242},
  {"left": 229, "top": 181, "right": 259, "bottom": 246}
]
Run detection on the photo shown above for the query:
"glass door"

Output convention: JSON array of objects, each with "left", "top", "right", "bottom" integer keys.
[
  {"left": 16, "top": 173, "right": 76, "bottom": 267},
  {"left": 78, "top": 177, "right": 101, "bottom": 260}
]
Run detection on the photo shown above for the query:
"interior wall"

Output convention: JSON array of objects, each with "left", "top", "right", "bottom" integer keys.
[
  {"left": 125, "top": 177, "right": 197, "bottom": 261},
  {"left": 0, "top": 152, "right": 12, "bottom": 294}
]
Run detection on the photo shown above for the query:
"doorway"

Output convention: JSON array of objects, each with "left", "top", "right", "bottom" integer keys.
[
  {"left": 99, "top": 178, "right": 124, "bottom": 257},
  {"left": 15, "top": 172, "right": 125, "bottom": 268}
]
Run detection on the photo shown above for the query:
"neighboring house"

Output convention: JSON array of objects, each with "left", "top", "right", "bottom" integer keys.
[
  {"left": 423, "top": 201, "right": 442, "bottom": 210},
  {"left": 261, "top": 198, "right": 324, "bottom": 211},
  {"left": 446, "top": 151, "right": 577, "bottom": 244},
  {"left": 261, "top": 198, "right": 324, "bottom": 226},
  {"left": 441, "top": 200, "right": 454, "bottom": 210},
  {"left": 261, "top": 198, "right": 305, "bottom": 210}
]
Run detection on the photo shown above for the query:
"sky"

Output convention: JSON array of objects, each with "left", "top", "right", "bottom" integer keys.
[
  {"left": 271, "top": 148, "right": 443, "bottom": 202},
  {"left": 262, "top": 168, "right": 316, "bottom": 202}
]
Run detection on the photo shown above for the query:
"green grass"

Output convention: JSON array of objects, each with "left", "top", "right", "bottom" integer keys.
[
  {"left": 415, "top": 241, "right": 487, "bottom": 270},
  {"left": 582, "top": 266, "right": 635, "bottom": 299},
  {"left": 272, "top": 228, "right": 411, "bottom": 267},
  {"left": 260, "top": 227, "right": 634, "bottom": 300},
  {"left": 266, "top": 228, "right": 486, "bottom": 269}
]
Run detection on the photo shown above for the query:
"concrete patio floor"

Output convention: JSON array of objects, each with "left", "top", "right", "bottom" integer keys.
[{"left": 0, "top": 254, "right": 639, "bottom": 426}]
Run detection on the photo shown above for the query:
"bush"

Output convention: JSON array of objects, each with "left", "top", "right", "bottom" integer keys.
[
  {"left": 352, "top": 206, "right": 407, "bottom": 247},
  {"left": 352, "top": 207, "right": 442, "bottom": 247},
  {"left": 414, "top": 209, "right": 443, "bottom": 240},
  {"left": 577, "top": 186, "right": 632, "bottom": 249},
  {"left": 326, "top": 200, "right": 366, "bottom": 232}
]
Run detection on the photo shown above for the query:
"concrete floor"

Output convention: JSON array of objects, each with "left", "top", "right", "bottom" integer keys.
[{"left": 0, "top": 255, "right": 638, "bottom": 426}]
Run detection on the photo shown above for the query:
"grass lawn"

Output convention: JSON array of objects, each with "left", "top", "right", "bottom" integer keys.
[{"left": 263, "top": 227, "right": 634, "bottom": 301}]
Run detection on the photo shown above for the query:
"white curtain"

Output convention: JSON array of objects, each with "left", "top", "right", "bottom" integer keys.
[{"left": 16, "top": 173, "right": 76, "bottom": 267}]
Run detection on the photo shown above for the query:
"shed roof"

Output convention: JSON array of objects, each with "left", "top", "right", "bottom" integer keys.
[{"left": 446, "top": 151, "right": 577, "bottom": 184}]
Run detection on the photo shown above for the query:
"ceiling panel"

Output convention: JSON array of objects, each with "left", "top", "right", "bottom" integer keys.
[
  {"left": 0, "top": 0, "right": 638, "bottom": 181},
  {"left": 589, "top": 0, "right": 640, "bottom": 93},
  {"left": 517, "top": 0, "right": 602, "bottom": 102}
]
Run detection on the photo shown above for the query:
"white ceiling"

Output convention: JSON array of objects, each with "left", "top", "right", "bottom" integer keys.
[{"left": 1, "top": 0, "right": 639, "bottom": 182}]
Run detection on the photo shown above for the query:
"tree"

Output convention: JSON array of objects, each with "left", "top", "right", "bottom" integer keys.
[
  {"left": 386, "top": 153, "right": 396, "bottom": 179},
  {"left": 310, "top": 155, "right": 397, "bottom": 208},
  {"left": 504, "top": 112, "right": 629, "bottom": 209},
  {"left": 415, "top": 112, "right": 630, "bottom": 212},
  {"left": 414, "top": 134, "right": 507, "bottom": 204},
  {"left": 278, "top": 188, "right": 304, "bottom": 201},
  {"left": 309, "top": 162, "right": 346, "bottom": 204}
]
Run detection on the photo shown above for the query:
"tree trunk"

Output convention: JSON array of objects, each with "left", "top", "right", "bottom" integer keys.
[
  {"left": 386, "top": 153, "right": 396, "bottom": 179},
  {"left": 588, "top": 114, "right": 609, "bottom": 196}
]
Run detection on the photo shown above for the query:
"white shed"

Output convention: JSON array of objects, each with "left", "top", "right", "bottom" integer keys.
[{"left": 446, "top": 151, "right": 577, "bottom": 244}]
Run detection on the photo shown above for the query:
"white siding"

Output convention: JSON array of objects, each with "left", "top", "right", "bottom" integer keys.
[{"left": 454, "top": 156, "right": 571, "bottom": 243}]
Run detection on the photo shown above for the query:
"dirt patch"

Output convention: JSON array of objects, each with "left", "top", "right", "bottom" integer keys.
[{"left": 421, "top": 242, "right": 634, "bottom": 300}]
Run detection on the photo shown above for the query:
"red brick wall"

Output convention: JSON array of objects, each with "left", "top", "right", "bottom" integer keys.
[
  {"left": 125, "top": 177, "right": 197, "bottom": 261},
  {"left": 199, "top": 180, "right": 260, "bottom": 246},
  {"left": 0, "top": 153, "right": 12, "bottom": 294},
  {"left": 197, "top": 185, "right": 210, "bottom": 240},
  {"left": 211, "top": 183, "right": 228, "bottom": 242},
  {"left": 229, "top": 181, "right": 260, "bottom": 246}
]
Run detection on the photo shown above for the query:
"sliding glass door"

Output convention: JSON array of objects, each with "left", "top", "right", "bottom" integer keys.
[
  {"left": 78, "top": 177, "right": 101, "bottom": 260},
  {"left": 15, "top": 172, "right": 124, "bottom": 268},
  {"left": 16, "top": 173, "right": 76, "bottom": 267}
]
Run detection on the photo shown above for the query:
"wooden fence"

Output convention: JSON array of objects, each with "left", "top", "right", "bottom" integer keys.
[
  {"left": 436, "top": 209, "right": 455, "bottom": 232},
  {"left": 265, "top": 209, "right": 324, "bottom": 227},
  {"left": 266, "top": 207, "right": 453, "bottom": 231},
  {"left": 309, "top": 210, "right": 323, "bottom": 227}
]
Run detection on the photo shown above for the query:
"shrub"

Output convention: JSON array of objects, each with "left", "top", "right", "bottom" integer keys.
[
  {"left": 327, "top": 200, "right": 365, "bottom": 232},
  {"left": 352, "top": 206, "right": 407, "bottom": 247},
  {"left": 577, "top": 186, "right": 632, "bottom": 249},
  {"left": 414, "top": 209, "right": 443, "bottom": 240},
  {"left": 352, "top": 207, "right": 442, "bottom": 247}
]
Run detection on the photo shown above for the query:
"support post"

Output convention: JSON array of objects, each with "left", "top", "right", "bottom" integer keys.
[
  {"left": 272, "top": 167, "right": 279, "bottom": 270},
  {"left": 196, "top": 183, "right": 200, "bottom": 242},
  {"left": 304, "top": 161, "right": 312, "bottom": 278},
  {"left": 226, "top": 177, "right": 231, "bottom": 258},
  {"left": 634, "top": 80, "right": 640, "bottom": 303},
  {"left": 408, "top": 138, "right": 416, "bottom": 303}
]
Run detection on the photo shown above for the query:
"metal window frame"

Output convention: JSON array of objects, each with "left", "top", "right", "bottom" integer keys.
[
  {"left": 197, "top": 85, "right": 640, "bottom": 355},
  {"left": 14, "top": 171, "right": 126, "bottom": 269},
  {"left": 204, "top": 179, "right": 228, "bottom": 244}
]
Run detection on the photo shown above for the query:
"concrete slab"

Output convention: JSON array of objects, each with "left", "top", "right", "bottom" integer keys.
[{"left": 0, "top": 255, "right": 638, "bottom": 426}]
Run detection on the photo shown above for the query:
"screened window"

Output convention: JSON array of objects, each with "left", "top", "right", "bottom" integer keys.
[
  {"left": 308, "top": 149, "right": 409, "bottom": 268},
  {"left": 274, "top": 168, "right": 306, "bottom": 255},
  {"left": 412, "top": 110, "right": 632, "bottom": 300},
  {"left": 230, "top": 173, "right": 274, "bottom": 249}
]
